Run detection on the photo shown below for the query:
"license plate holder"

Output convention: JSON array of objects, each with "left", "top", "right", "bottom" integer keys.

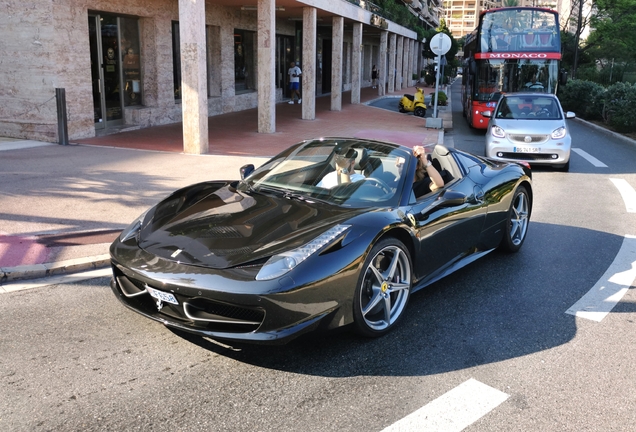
[
  {"left": 146, "top": 286, "right": 178, "bottom": 305},
  {"left": 514, "top": 146, "right": 540, "bottom": 153}
]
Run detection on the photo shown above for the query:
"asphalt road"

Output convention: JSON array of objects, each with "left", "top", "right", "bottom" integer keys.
[{"left": 2, "top": 83, "right": 636, "bottom": 431}]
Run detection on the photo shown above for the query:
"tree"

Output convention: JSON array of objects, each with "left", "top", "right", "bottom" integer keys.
[
  {"left": 564, "top": 0, "right": 636, "bottom": 78},
  {"left": 586, "top": 0, "right": 636, "bottom": 64}
]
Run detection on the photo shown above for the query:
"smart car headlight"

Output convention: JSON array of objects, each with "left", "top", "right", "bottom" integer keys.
[
  {"left": 255, "top": 225, "right": 351, "bottom": 281},
  {"left": 551, "top": 126, "right": 566, "bottom": 139},
  {"left": 119, "top": 207, "right": 153, "bottom": 243},
  {"left": 491, "top": 126, "right": 505, "bottom": 138}
]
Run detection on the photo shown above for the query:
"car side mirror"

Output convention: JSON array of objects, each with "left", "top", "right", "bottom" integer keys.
[
  {"left": 481, "top": 110, "right": 492, "bottom": 118},
  {"left": 438, "top": 190, "right": 467, "bottom": 207},
  {"left": 565, "top": 111, "right": 576, "bottom": 119},
  {"left": 240, "top": 164, "right": 255, "bottom": 180},
  {"left": 420, "top": 190, "right": 467, "bottom": 215}
]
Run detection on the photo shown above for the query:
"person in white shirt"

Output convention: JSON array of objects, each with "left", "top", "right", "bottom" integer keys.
[
  {"left": 288, "top": 62, "right": 302, "bottom": 104},
  {"left": 317, "top": 148, "right": 365, "bottom": 189}
]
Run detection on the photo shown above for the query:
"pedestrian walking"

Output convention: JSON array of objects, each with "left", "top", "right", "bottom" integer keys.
[{"left": 288, "top": 62, "right": 302, "bottom": 104}]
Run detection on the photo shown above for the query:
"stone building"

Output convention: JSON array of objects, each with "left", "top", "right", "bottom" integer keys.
[{"left": 0, "top": 0, "right": 435, "bottom": 154}]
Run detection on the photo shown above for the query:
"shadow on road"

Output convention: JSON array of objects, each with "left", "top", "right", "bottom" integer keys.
[{"left": 172, "top": 221, "right": 630, "bottom": 378}]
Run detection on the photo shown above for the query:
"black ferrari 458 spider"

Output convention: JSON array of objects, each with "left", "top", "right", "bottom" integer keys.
[{"left": 110, "top": 138, "right": 532, "bottom": 344}]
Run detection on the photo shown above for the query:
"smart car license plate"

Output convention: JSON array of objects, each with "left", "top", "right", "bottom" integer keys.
[
  {"left": 146, "top": 286, "right": 178, "bottom": 305},
  {"left": 514, "top": 146, "right": 540, "bottom": 153}
]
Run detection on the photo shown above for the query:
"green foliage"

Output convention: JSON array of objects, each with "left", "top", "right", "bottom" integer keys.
[
  {"left": 586, "top": 0, "right": 636, "bottom": 65},
  {"left": 372, "top": 0, "right": 427, "bottom": 40},
  {"left": 559, "top": 79, "right": 636, "bottom": 133},
  {"left": 558, "top": 80, "right": 605, "bottom": 120},
  {"left": 434, "top": 91, "right": 448, "bottom": 106},
  {"left": 601, "top": 82, "right": 636, "bottom": 132}
]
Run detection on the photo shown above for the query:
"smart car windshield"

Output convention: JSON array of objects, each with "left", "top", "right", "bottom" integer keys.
[
  {"left": 238, "top": 138, "right": 409, "bottom": 207},
  {"left": 495, "top": 95, "right": 562, "bottom": 120}
]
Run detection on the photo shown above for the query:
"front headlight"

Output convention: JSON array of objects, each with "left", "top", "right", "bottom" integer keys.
[
  {"left": 255, "top": 225, "right": 351, "bottom": 281},
  {"left": 491, "top": 126, "right": 506, "bottom": 138},
  {"left": 551, "top": 126, "right": 567, "bottom": 139},
  {"left": 119, "top": 207, "right": 152, "bottom": 243}
]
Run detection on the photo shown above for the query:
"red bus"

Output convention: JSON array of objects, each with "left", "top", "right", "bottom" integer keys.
[{"left": 461, "top": 7, "right": 562, "bottom": 129}]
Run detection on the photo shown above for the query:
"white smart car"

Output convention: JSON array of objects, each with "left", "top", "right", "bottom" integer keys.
[{"left": 484, "top": 93, "right": 575, "bottom": 172}]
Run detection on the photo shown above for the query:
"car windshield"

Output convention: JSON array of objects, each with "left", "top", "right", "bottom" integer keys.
[
  {"left": 237, "top": 138, "right": 410, "bottom": 207},
  {"left": 495, "top": 96, "right": 562, "bottom": 120}
]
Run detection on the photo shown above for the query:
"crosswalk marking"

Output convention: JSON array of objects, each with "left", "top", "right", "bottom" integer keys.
[
  {"left": 610, "top": 178, "right": 636, "bottom": 213},
  {"left": 0, "top": 268, "right": 112, "bottom": 293},
  {"left": 566, "top": 235, "right": 636, "bottom": 322},
  {"left": 380, "top": 379, "right": 509, "bottom": 432},
  {"left": 572, "top": 148, "right": 608, "bottom": 167}
]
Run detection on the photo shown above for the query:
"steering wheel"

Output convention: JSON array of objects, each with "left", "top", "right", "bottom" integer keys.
[
  {"left": 536, "top": 109, "right": 550, "bottom": 117},
  {"left": 363, "top": 177, "right": 392, "bottom": 194}
]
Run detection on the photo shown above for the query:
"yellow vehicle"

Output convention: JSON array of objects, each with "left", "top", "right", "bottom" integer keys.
[{"left": 398, "top": 87, "right": 427, "bottom": 117}]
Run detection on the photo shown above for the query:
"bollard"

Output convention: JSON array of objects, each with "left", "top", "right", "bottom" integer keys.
[{"left": 55, "top": 88, "right": 69, "bottom": 145}]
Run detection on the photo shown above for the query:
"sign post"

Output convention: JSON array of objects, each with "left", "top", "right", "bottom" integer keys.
[{"left": 430, "top": 32, "right": 452, "bottom": 120}]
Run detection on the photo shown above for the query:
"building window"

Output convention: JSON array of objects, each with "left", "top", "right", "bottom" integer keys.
[
  {"left": 234, "top": 29, "right": 256, "bottom": 93},
  {"left": 172, "top": 21, "right": 181, "bottom": 100},
  {"left": 120, "top": 17, "right": 142, "bottom": 106}
]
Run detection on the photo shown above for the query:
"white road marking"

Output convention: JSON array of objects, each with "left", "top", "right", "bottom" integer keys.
[
  {"left": 572, "top": 148, "right": 608, "bottom": 167},
  {"left": 566, "top": 235, "right": 636, "bottom": 322},
  {"left": 0, "top": 268, "right": 112, "bottom": 293},
  {"left": 610, "top": 178, "right": 636, "bottom": 213},
  {"left": 380, "top": 379, "right": 509, "bottom": 432}
]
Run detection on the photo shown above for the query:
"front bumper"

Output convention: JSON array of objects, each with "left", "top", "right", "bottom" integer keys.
[
  {"left": 485, "top": 135, "right": 571, "bottom": 166},
  {"left": 109, "top": 239, "right": 362, "bottom": 344}
]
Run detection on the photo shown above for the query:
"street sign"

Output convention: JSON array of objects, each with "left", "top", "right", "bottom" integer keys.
[
  {"left": 430, "top": 33, "right": 452, "bottom": 121},
  {"left": 430, "top": 33, "right": 452, "bottom": 56}
]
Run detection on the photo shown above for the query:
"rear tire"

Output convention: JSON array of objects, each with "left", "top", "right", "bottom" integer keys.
[
  {"left": 498, "top": 185, "right": 530, "bottom": 253},
  {"left": 353, "top": 238, "right": 412, "bottom": 337}
]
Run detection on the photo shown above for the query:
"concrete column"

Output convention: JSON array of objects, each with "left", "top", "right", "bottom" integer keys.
[
  {"left": 345, "top": 43, "right": 351, "bottom": 86},
  {"left": 379, "top": 31, "right": 387, "bottom": 96},
  {"left": 351, "top": 23, "right": 362, "bottom": 104},
  {"left": 257, "top": 0, "right": 275, "bottom": 133},
  {"left": 331, "top": 16, "right": 344, "bottom": 111},
  {"left": 388, "top": 33, "right": 396, "bottom": 93},
  {"left": 408, "top": 39, "right": 415, "bottom": 87},
  {"left": 302, "top": 7, "right": 316, "bottom": 120},
  {"left": 396, "top": 36, "right": 403, "bottom": 92},
  {"left": 366, "top": 45, "right": 373, "bottom": 87},
  {"left": 178, "top": 0, "right": 208, "bottom": 154},
  {"left": 415, "top": 41, "right": 421, "bottom": 85},
  {"left": 402, "top": 39, "right": 410, "bottom": 89}
]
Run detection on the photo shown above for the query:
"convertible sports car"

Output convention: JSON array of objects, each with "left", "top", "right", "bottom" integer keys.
[{"left": 110, "top": 138, "right": 532, "bottom": 344}]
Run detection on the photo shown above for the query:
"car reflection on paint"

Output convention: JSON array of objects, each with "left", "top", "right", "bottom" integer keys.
[{"left": 109, "top": 137, "right": 532, "bottom": 344}]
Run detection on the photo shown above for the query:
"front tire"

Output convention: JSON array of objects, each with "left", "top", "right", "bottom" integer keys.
[
  {"left": 353, "top": 238, "right": 412, "bottom": 337},
  {"left": 498, "top": 185, "right": 530, "bottom": 253},
  {"left": 414, "top": 107, "right": 426, "bottom": 117}
]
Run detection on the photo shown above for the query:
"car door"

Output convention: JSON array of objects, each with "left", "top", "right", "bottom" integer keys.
[{"left": 407, "top": 158, "right": 488, "bottom": 281}]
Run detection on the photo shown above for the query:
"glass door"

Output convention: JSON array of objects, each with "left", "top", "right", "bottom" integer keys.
[{"left": 88, "top": 14, "right": 124, "bottom": 129}]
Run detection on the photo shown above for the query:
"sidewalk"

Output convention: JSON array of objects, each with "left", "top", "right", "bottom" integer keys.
[{"left": 0, "top": 84, "right": 453, "bottom": 286}]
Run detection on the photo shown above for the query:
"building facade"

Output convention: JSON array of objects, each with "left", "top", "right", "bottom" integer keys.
[{"left": 0, "top": 0, "right": 433, "bottom": 153}]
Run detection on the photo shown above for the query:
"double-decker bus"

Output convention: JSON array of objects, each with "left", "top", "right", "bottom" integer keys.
[{"left": 461, "top": 7, "right": 562, "bottom": 129}]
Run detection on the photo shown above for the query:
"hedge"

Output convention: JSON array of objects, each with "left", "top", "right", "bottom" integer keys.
[{"left": 560, "top": 80, "right": 636, "bottom": 133}]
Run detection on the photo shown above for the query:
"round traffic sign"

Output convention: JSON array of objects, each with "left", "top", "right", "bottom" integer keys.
[{"left": 430, "top": 33, "right": 452, "bottom": 56}]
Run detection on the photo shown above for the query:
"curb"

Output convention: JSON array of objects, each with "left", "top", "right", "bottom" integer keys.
[
  {"left": 572, "top": 117, "right": 636, "bottom": 148},
  {"left": 0, "top": 254, "right": 110, "bottom": 285}
]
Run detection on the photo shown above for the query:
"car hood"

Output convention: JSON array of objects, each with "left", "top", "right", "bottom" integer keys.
[
  {"left": 138, "top": 181, "right": 364, "bottom": 269},
  {"left": 494, "top": 119, "right": 566, "bottom": 135}
]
